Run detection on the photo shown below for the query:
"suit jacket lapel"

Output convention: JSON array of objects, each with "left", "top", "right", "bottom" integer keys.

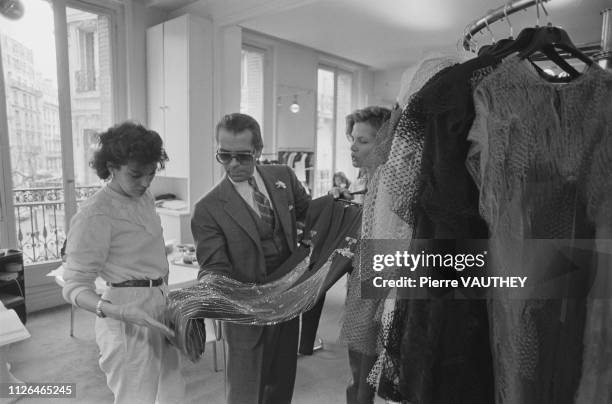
[
  {"left": 219, "top": 178, "right": 260, "bottom": 245},
  {"left": 258, "top": 167, "right": 293, "bottom": 246}
]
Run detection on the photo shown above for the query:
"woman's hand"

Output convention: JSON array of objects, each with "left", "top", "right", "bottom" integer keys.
[
  {"left": 115, "top": 296, "right": 175, "bottom": 339},
  {"left": 328, "top": 187, "right": 353, "bottom": 200}
]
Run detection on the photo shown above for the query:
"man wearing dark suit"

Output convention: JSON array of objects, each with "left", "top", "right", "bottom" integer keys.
[{"left": 191, "top": 113, "right": 310, "bottom": 404}]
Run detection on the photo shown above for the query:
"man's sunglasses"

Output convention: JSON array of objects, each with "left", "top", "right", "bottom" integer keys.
[{"left": 215, "top": 151, "right": 255, "bottom": 165}]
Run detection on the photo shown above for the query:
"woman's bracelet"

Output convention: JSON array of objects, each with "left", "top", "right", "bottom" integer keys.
[{"left": 95, "top": 298, "right": 112, "bottom": 318}]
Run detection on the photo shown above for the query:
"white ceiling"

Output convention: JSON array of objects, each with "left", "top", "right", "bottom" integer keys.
[{"left": 160, "top": 0, "right": 612, "bottom": 70}]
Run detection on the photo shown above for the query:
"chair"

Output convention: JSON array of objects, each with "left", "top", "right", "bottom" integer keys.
[
  {"left": 214, "top": 320, "right": 227, "bottom": 397},
  {"left": 204, "top": 318, "right": 224, "bottom": 372}
]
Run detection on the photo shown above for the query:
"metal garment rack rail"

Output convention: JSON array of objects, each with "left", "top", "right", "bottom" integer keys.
[{"left": 463, "top": 0, "right": 552, "bottom": 51}]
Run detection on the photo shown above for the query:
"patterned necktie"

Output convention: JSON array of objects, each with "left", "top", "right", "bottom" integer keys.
[{"left": 248, "top": 177, "right": 275, "bottom": 229}]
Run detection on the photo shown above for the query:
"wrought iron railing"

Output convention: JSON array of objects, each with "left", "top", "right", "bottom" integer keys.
[{"left": 14, "top": 185, "right": 100, "bottom": 264}]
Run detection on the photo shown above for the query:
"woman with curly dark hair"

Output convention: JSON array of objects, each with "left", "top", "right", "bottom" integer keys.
[{"left": 62, "top": 121, "right": 185, "bottom": 403}]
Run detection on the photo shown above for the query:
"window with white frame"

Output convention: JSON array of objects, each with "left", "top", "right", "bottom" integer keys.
[
  {"left": 314, "top": 66, "right": 353, "bottom": 197},
  {"left": 240, "top": 45, "right": 265, "bottom": 137},
  {"left": 0, "top": 0, "right": 121, "bottom": 265}
]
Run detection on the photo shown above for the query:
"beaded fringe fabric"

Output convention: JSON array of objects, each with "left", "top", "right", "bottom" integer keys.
[
  {"left": 167, "top": 196, "right": 361, "bottom": 361},
  {"left": 167, "top": 247, "right": 320, "bottom": 361}
]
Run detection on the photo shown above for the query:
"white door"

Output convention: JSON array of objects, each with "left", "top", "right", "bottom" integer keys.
[
  {"left": 146, "top": 23, "right": 165, "bottom": 154},
  {"left": 162, "top": 16, "right": 189, "bottom": 178}
]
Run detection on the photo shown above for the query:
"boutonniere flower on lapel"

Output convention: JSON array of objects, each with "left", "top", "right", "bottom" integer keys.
[{"left": 275, "top": 180, "right": 287, "bottom": 189}]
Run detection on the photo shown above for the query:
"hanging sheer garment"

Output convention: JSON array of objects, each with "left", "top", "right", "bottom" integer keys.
[
  {"left": 340, "top": 168, "right": 384, "bottom": 357},
  {"left": 167, "top": 196, "right": 361, "bottom": 361},
  {"left": 361, "top": 56, "right": 462, "bottom": 400},
  {"left": 466, "top": 54, "right": 612, "bottom": 404},
  {"left": 382, "top": 57, "right": 461, "bottom": 227},
  {"left": 339, "top": 101, "right": 409, "bottom": 361},
  {"left": 373, "top": 54, "right": 504, "bottom": 404},
  {"left": 339, "top": 58, "right": 457, "bottom": 359}
]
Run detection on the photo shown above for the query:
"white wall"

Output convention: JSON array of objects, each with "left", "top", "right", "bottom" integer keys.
[
  {"left": 242, "top": 30, "right": 375, "bottom": 155},
  {"left": 355, "top": 68, "right": 375, "bottom": 109},
  {"left": 149, "top": 6, "right": 375, "bottom": 156},
  {"left": 134, "top": 5, "right": 380, "bottom": 193},
  {"left": 371, "top": 66, "right": 407, "bottom": 107},
  {"left": 274, "top": 41, "right": 318, "bottom": 152},
  {"left": 241, "top": 30, "right": 319, "bottom": 153},
  {"left": 212, "top": 24, "right": 242, "bottom": 181}
]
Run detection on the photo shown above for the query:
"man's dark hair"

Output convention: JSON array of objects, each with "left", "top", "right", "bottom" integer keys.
[{"left": 215, "top": 113, "right": 263, "bottom": 152}]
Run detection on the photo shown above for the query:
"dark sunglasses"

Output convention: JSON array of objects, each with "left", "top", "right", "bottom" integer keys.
[{"left": 215, "top": 151, "right": 255, "bottom": 165}]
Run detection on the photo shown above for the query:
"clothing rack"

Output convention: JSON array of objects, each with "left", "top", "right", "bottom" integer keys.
[
  {"left": 463, "top": 0, "right": 551, "bottom": 51},
  {"left": 595, "top": 8, "right": 612, "bottom": 69}
]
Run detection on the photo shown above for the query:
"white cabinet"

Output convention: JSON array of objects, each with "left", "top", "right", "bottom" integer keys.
[
  {"left": 158, "top": 208, "right": 193, "bottom": 245},
  {"left": 146, "top": 14, "right": 216, "bottom": 208}
]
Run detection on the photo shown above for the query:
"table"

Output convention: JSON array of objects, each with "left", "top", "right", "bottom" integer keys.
[{"left": 0, "top": 301, "right": 27, "bottom": 404}]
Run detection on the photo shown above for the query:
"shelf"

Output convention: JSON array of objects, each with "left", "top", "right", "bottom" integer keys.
[
  {"left": 0, "top": 294, "right": 25, "bottom": 308},
  {"left": 156, "top": 207, "right": 190, "bottom": 216},
  {"left": 0, "top": 280, "right": 23, "bottom": 289}
]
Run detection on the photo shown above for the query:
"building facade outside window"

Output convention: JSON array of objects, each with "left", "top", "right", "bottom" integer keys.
[{"left": 0, "top": 0, "right": 121, "bottom": 265}]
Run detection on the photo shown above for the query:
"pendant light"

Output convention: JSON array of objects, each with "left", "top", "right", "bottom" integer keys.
[
  {"left": 289, "top": 95, "right": 300, "bottom": 113},
  {"left": 0, "top": 0, "right": 24, "bottom": 20}
]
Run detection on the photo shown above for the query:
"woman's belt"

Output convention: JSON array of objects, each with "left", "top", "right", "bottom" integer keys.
[{"left": 107, "top": 278, "right": 164, "bottom": 288}]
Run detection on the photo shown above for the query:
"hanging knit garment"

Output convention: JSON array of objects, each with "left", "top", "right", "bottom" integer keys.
[
  {"left": 467, "top": 54, "right": 612, "bottom": 404},
  {"left": 167, "top": 196, "right": 361, "bottom": 361}
]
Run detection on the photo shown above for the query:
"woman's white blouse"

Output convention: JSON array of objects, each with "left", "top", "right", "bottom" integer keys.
[{"left": 62, "top": 186, "right": 168, "bottom": 305}]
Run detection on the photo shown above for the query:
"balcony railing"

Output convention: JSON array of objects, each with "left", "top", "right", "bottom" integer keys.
[{"left": 14, "top": 185, "right": 100, "bottom": 264}]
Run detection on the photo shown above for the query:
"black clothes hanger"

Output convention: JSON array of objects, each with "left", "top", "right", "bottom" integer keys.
[
  {"left": 488, "top": 27, "right": 536, "bottom": 58},
  {"left": 487, "top": 25, "right": 592, "bottom": 81},
  {"left": 519, "top": 0, "right": 591, "bottom": 79},
  {"left": 518, "top": 25, "right": 593, "bottom": 73}
]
